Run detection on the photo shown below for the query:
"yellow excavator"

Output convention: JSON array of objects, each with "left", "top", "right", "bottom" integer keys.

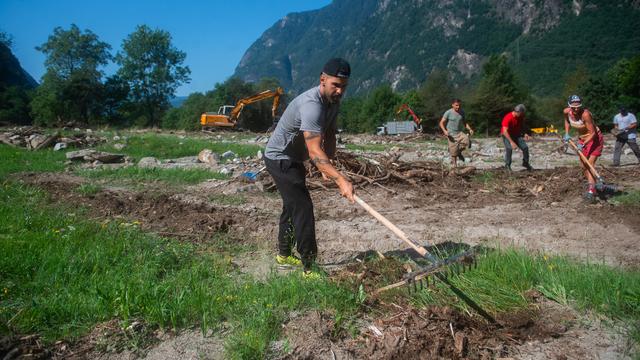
[
  {"left": 530, "top": 124, "right": 559, "bottom": 135},
  {"left": 200, "top": 87, "right": 284, "bottom": 129}
]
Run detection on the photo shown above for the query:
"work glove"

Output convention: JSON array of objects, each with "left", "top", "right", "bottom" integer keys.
[{"left": 562, "top": 133, "right": 571, "bottom": 143}]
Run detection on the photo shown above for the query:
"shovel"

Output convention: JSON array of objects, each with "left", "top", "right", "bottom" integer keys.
[
  {"left": 353, "top": 195, "right": 496, "bottom": 324},
  {"left": 566, "top": 139, "right": 617, "bottom": 193}
]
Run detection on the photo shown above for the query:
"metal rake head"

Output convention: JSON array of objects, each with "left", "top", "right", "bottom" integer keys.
[{"left": 403, "top": 250, "right": 478, "bottom": 294}]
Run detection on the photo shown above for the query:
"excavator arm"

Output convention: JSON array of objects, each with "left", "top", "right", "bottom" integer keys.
[
  {"left": 229, "top": 87, "right": 284, "bottom": 123},
  {"left": 397, "top": 104, "right": 422, "bottom": 126}
]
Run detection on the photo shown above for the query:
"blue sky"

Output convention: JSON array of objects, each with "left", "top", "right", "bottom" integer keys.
[{"left": 0, "top": 0, "right": 331, "bottom": 96}]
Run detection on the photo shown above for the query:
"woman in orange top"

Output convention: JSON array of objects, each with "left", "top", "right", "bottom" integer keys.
[{"left": 563, "top": 95, "right": 604, "bottom": 201}]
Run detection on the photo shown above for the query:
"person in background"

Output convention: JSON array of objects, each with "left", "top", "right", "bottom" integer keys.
[
  {"left": 612, "top": 106, "right": 640, "bottom": 166},
  {"left": 439, "top": 99, "right": 474, "bottom": 167},
  {"left": 500, "top": 104, "right": 532, "bottom": 171},
  {"left": 563, "top": 95, "right": 604, "bottom": 202}
]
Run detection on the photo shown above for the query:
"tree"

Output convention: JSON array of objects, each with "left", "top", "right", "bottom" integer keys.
[
  {"left": 469, "top": 55, "right": 528, "bottom": 135},
  {"left": 161, "top": 92, "right": 209, "bottom": 131},
  {"left": 101, "top": 75, "right": 130, "bottom": 125},
  {"left": 116, "top": 25, "right": 191, "bottom": 127},
  {"left": 0, "top": 31, "right": 13, "bottom": 48},
  {"left": 241, "top": 77, "right": 284, "bottom": 132},
  {"left": 609, "top": 55, "right": 640, "bottom": 112},
  {"left": 418, "top": 69, "right": 455, "bottom": 132},
  {"left": 31, "top": 24, "right": 111, "bottom": 125},
  {"left": 338, "top": 96, "right": 365, "bottom": 133},
  {"left": 0, "top": 86, "right": 32, "bottom": 125},
  {"left": 359, "top": 84, "right": 401, "bottom": 133}
]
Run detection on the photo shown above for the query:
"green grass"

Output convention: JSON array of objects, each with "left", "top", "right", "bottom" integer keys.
[
  {"left": 611, "top": 190, "right": 640, "bottom": 207},
  {"left": 74, "top": 183, "right": 102, "bottom": 196},
  {"left": 471, "top": 170, "right": 498, "bottom": 185},
  {"left": 78, "top": 167, "right": 228, "bottom": 186},
  {"left": 406, "top": 249, "right": 640, "bottom": 322},
  {"left": 0, "top": 145, "right": 66, "bottom": 180},
  {"left": 97, "top": 133, "right": 263, "bottom": 161},
  {"left": 0, "top": 182, "right": 359, "bottom": 358}
]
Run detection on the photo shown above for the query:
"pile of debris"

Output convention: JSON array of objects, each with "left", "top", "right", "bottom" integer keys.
[
  {"left": 0, "top": 127, "right": 106, "bottom": 150},
  {"left": 306, "top": 151, "right": 475, "bottom": 191}
]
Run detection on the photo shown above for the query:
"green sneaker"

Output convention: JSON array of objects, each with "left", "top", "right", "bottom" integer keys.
[
  {"left": 301, "top": 270, "right": 322, "bottom": 280},
  {"left": 276, "top": 255, "right": 302, "bottom": 268}
]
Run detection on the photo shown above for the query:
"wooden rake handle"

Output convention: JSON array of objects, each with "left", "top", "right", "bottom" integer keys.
[
  {"left": 354, "top": 195, "right": 428, "bottom": 257},
  {"left": 567, "top": 139, "right": 602, "bottom": 180}
]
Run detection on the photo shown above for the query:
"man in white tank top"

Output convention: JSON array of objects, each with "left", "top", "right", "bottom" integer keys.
[{"left": 612, "top": 106, "right": 640, "bottom": 166}]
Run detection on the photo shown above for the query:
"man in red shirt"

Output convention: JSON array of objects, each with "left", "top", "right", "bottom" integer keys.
[{"left": 501, "top": 104, "right": 532, "bottom": 171}]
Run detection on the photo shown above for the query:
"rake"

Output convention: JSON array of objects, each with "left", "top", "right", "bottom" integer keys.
[
  {"left": 354, "top": 195, "right": 496, "bottom": 323},
  {"left": 566, "top": 139, "right": 617, "bottom": 193}
]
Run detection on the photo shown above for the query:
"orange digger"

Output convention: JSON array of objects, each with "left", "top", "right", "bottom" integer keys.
[{"left": 200, "top": 87, "right": 284, "bottom": 129}]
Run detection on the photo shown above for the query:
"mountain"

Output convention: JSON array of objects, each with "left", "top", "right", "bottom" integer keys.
[
  {"left": 0, "top": 42, "right": 38, "bottom": 89},
  {"left": 233, "top": 0, "right": 640, "bottom": 96},
  {"left": 170, "top": 96, "right": 188, "bottom": 108}
]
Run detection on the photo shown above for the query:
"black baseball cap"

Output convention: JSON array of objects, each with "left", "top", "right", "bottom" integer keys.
[{"left": 322, "top": 58, "right": 351, "bottom": 79}]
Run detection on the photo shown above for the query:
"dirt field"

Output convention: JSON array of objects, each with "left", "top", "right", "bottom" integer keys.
[{"left": 7, "top": 133, "right": 640, "bottom": 359}]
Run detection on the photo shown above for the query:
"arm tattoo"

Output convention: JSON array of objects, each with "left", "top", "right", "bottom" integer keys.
[
  {"left": 304, "top": 132, "right": 321, "bottom": 140},
  {"left": 310, "top": 156, "right": 330, "bottom": 165}
]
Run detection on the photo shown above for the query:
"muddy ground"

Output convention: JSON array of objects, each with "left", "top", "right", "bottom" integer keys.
[{"left": 5, "top": 134, "right": 640, "bottom": 359}]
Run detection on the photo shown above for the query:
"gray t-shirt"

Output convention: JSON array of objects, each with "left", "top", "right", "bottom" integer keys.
[
  {"left": 265, "top": 86, "right": 339, "bottom": 162},
  {"left": 442, "top": 108, "right": 465, "bottom": 136},
  {"left": 613, "top": 112, "right": 637, "bottom": 139}
]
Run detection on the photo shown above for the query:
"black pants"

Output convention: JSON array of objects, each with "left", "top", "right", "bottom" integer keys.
[
  {"left": 264, "top": 157, "right": 317, "bottom": 269},
  {"left": 502, "top": 135, "right": 530, "bottom": 167},
  {"left": 613, "top": 136, "right": 640, "bottom": 165}
]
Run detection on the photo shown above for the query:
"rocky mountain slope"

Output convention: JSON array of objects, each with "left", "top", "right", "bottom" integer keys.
[
  {"left": 234, "top": 0, "right": 640, "bottom": 95},
  {"left": 0, "top": 42, "right": 38, "bottom": 89}
]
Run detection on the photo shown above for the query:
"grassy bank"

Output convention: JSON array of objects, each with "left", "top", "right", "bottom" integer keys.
[
  {"left": 78, "top": 166, "right": 228, "bottom": 186},
  {"left": 0, "top": 182, "right": 358, "bottom": 358},
  {"left": 97, "top": 133, "right": 263, "bottom": 161},
  {"left": 403, "top": 249, "right": 640, "bottom": 322}
]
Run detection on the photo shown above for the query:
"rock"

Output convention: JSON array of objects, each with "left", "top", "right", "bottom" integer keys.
[
  {"left": 232, "top": 182, "right": 264, "bottom": 194},
  {"left": 113, "top": 135, "right": 121, "bottom": 141},
  {"left": 221, "top": 150, "right": 236, "bottom": 159},
  {"left": 28, "top": 133, "right": 59, "bottom": 150},
  {"left": 171, "top": 156, "right": 199, "bottom": 164},
  {"left": 220, "top": 167, "right": 233, "bottom": 176},
  {"left": 198, "top": 149, "right": 219, "bottom": 165},
  {"left": 53, "top": 142, "right": 67, "bottom": 151},
  {"left": 454, "top": 332, "right": 467, "bottom": 355},
  {"left": 92, "top": 152, "right": 125, "bottom": 163},
  {"left": 113, "top": 143, "right": 126, "bottom": 150},
  {"left": 138, "top": 157, "right": 161, "bottom": 168},
  {"left": 66, "top": 149, "right": 96, "bottom": 161},
  {"left": 86, "top": 129, "right": 92, "bottom": 133}
]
